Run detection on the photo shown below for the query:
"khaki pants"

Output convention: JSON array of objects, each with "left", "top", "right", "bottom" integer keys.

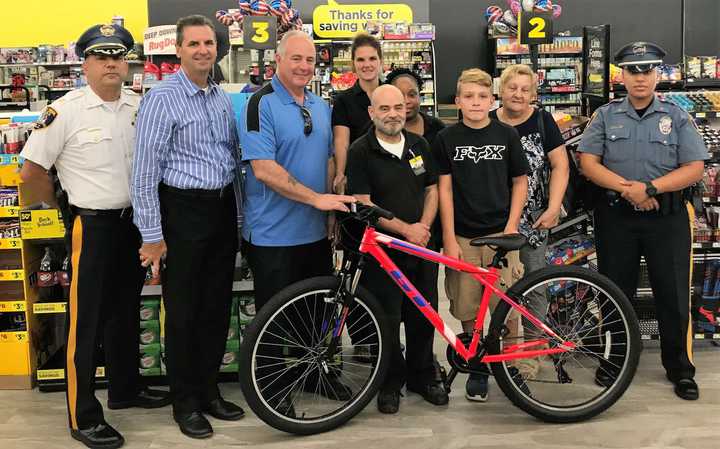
[{"left": 445, "top": 234, "right": 524, "bottom": 322}]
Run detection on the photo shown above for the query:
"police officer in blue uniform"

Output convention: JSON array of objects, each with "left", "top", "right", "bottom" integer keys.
[{"left": 579, "top": 42, "right": 709, "bottom": 400}]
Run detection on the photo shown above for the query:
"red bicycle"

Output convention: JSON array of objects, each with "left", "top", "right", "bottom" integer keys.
[{"left": 239, "top": 204, "right": 640, "bottom": 434}]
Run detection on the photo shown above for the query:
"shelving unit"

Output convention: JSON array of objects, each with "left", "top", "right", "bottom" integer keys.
[
  {"left": 312, "top": 39, "right": 438, "bottom": 116},
  {"left": 491, "top": 36, "right": 584, "bottom": 115}
]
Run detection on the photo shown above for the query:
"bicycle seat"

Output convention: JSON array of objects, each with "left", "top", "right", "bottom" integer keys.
[{"left": 469, "top": 233, "right": 526, "bottom": 251}]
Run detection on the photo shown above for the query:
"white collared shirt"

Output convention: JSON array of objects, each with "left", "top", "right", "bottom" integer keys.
[{"left": 21, "top": 85, "right": 140, "bottom": 209}]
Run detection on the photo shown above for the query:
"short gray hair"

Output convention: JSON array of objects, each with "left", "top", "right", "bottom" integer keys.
[
  {"left": 176, "top": 15, "right": 216, "bottom": 46},
  {"left": 277, "top": 30, "right": 314, "bottom": 56}
]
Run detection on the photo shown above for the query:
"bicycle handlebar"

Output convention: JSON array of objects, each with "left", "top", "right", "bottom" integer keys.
[{"left": 348, "top": 202, "right": 395, "bottom": 223}]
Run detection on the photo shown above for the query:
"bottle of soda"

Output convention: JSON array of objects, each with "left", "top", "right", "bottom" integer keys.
[
  {"left": 37, "top": 247, "right": 58, "bottom": 301},
  {"left": 57, "top": 255, "right": 71, "bottom": 300}
]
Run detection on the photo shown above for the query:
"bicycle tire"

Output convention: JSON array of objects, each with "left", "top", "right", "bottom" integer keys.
[
  {"left": 239, "top": 276, "right": 391, "bottom": 435},
  {"left": 487, "top": 265, "right": 641, "bottom": 423}
]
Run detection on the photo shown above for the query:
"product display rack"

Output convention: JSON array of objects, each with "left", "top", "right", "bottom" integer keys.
[
  {"left": 490, "top": 36, "right": 584, "bottom": 115},
  {"left": 313, "top": 39, "right": 438, "bottom": 116}
]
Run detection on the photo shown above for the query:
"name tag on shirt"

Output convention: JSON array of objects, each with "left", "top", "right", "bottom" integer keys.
[{"left": 409, "top": 155, "right": 425, "bottom": 175}]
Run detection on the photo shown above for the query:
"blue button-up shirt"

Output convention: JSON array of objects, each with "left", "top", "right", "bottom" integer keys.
[{"left": 132, "top": 69, "right": 241, "bottom": 243}]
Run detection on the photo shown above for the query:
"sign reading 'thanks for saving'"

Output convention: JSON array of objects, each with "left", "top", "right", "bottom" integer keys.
[{"left": 313, "top": 0, "right": 413, "bottom": 38}]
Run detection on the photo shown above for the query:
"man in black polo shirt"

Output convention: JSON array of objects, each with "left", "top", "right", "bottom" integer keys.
[{"left": 346, "top": 84, "right": 448, "bottom": 414}]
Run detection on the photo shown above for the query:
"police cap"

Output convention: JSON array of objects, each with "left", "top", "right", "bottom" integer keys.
[
  {"left": 614, "top": 42, "right": 666, "bottom": 73},
  {"left": 75, "top": 24, "right": 134, "bottom": 58}
]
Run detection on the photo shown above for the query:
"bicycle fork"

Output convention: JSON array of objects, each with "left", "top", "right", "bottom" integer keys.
[{"left": 320, "top": 257, "right": 366, "bottom": 371}]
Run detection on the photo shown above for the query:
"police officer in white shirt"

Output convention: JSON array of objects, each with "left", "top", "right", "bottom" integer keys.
[{"left": 20, "top": 24, "right": 170, "bottom": 449}]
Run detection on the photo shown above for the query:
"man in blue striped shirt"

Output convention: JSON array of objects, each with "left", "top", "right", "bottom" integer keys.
[{"left": 131, "top": 15, "right": 244, "bottom": 440}]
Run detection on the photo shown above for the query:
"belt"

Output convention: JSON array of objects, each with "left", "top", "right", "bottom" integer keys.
[
  {"left": 70, "top": 206, "right": 133, "bottom": 219},
  {"left": 160, "top": 182, "right": 234, "bottom": 198},
  {"left": 604, "top": 190, "right": 685, "bottom": 215}
]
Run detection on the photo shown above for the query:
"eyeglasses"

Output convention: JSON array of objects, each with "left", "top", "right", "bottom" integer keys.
[{"left": 300, "top": 106, "right": 312, "bottom": 136}]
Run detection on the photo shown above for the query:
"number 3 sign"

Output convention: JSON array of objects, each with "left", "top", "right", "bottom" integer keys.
[
  {"left": 519, "top": 12, "right": 553, "bottom": 45},
  {"left": 243, "top": 16, "right": 278, "bottom": 50}
]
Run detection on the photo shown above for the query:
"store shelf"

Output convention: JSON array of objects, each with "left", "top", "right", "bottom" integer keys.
[
  {"left": 0, "top": 238, "right": 22, "bottom": 249},
  {"left": 0, "top": 206, "right": 19, "bottom": 218},
  {"left": 691, "top": 111, "right": 720, "bottom": 119},
  {"left": 0, "top": 155, "right": 21, "bottom": 165},
  {"left": 0, "top": 300, "right": 25, "bottom": 312},
  {"left": 692, "top": 242, "right": 720, "bottom": 249},
  {"left": 0, "top": 269, "right": 24, "bottom": 281},
  {"left": 0, "top": 331, "right": 29, "bottom": 343},
  {"left": 685, "top": 79, "right": 720, "bottom": 88},
  {"left": 539, "top": 87, "right": 580, "bottom": 94},
  {"left": 32, "top": 302, "right": 66, "bottom": 314}
]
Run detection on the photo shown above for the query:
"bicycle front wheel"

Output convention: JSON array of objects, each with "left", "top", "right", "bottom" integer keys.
[
  {"left": 239, "top": 276, "right": 390, "bottom": 435},
  {"left": 488, "top": 265, "right": 641, "bottom": 423}
]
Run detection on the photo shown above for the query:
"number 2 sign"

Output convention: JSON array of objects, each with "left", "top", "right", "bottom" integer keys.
[{"left": 519, "top": 12, "right": 553, "bottom": 45}]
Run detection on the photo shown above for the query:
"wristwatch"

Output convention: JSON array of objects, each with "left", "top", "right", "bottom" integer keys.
[{"left": 644, "top": 181, "right": 658, "bottom": 197}]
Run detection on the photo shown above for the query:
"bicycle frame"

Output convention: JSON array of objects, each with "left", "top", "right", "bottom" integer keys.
[{"left": 349, "top": 225, "right": 576, "bottom": 363}]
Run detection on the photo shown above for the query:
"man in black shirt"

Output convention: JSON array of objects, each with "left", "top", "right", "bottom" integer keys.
[
  {"left": 434, "top": 68, "right": 529, "bottom": 402},
  {"left": 346, "top": 85, "right": 448, "bottom": 414}
]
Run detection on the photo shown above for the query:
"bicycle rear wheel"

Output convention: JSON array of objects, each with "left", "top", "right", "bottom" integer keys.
[
  {"left": 488, "top": 265, "right": 640, "bottom": 423},
  {"left": 239, "top": 276, "right": 390, "bottom": 434}
]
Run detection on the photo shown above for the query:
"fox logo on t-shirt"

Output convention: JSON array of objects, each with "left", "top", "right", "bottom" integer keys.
[{"left": 453, "top": 145, "right": 505, "bottom": 163}]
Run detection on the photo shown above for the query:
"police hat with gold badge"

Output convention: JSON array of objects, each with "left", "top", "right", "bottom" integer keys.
[
  {"left": 75, "top": 24, "right": 135, "bottom": 58},
  {"left": 614, "top": 41, "right": 667, "bottom": 73}
]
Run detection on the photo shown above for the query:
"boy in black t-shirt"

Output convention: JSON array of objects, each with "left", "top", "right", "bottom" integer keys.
[{"left": 433, "top": 68, "right": 530, "bottom": 402}]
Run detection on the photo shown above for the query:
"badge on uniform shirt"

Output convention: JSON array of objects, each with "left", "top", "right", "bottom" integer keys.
[
  {"left": 34, "top": 107, "right": 58, "bottom": 130},
  {"left": 659, "top": 116, "right": 673, "bottom": 135},
  {"left": 409, "top": 155, "right": 426, "bottom": 175}
]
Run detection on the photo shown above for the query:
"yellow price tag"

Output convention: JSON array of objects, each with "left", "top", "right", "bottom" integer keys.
[
  {"left": 0, "top": 270, "right": 24, "bottom": 281},
  {"left": 37, "top": 369, "right": 65, "bottom": 380},
  {"left": 0, "top": 301, "right": 25, "bottom": 312},
  {"left": 33, "top": 302, "right": 66, "bottom": 314},
  {"left": 0, "top": 238, "right": 21, "bottom": 249},
  {"left": 0, "top": 331, "right": 28, "bottom": 343}
]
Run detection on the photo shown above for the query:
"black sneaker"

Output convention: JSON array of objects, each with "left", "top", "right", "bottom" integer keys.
[
  {"left": 275, "top": 396, "right": 297, "bottom": 418},
  {"left": 377, "top": 389, "right": 400, "bottom": 414},
  {"left": 407, "top": 381, "right": 449, "bottom": 406}
]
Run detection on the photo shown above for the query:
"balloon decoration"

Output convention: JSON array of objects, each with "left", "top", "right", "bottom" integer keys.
[
  {"left": 485, "top": 0, "right": 563, "bottom": 36},
  {"left": 216, "top": 0, "right": 303, "bottom": 37}
]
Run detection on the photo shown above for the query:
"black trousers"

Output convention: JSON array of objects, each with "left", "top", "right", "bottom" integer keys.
[
  {"left": 159, "top": 184, "right": 238, "bottom": 414},
  {"left": 361, "top": 250, "right": 437, "bottom": 391},
  {"left": 243, "top": 238, "right": 333, "bottom": 401},
  {"left": 594, "top": 201, "right": 696, "bottom": 380},
  {"left": 65, "top": 214, "right": 145, "bottom": 430},
  {"left": 243, "top": 238, "right": 333, "bottom": 311}
]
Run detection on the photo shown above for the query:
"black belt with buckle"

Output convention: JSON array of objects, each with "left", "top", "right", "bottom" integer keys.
[
  {"left": 70, "top": 206, "right": 133, "bottom": 219},
  {"left": 160, "top": 182, "right": 234, "bottom": 198}
]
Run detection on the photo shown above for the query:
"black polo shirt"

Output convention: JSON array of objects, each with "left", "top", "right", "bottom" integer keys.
[
  {"left": 421, "top": 111, "right": 446, "bottom": 147},
  {"left": 346, "top": 127, "right": 438, "bottom": 229},
  {"left": 331, "top": 80, "right": 372, "bottom": 145}
]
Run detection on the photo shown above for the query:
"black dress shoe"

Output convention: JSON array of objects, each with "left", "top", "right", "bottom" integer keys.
[
  {"left": 173, "top": 411, "right": 213, "bottom": 439},
  {"left": 70, "top": 422, "right": 124, "bottom": 449},
  {"left": 203, "top": 398, "right": 245, "bottom": 421},
  {"left": 107, "top": 388, "right": 172, "bottom": 410},
  {"left": 377, "top": 389, "right": 400, "bottom": 414},
  {"left": 674, "top": 378, "right": 699, "bottom": 400},
  {"left": 407, "top": 381, "right": 449, "bottom": 406}
]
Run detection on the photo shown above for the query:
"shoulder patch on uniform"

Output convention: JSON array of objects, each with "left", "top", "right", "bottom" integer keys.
[
  {"left": 34, "top": 107, "right": 58, "bottom": 130},
  {"left": 246, "top": 83, "right": 275, "bottom": 133}
]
